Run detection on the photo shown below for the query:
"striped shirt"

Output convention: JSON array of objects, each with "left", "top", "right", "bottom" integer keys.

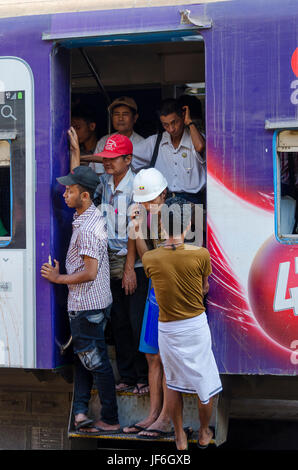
[{"left": 65, "top": 204, "right": 112, "bottom": 312}]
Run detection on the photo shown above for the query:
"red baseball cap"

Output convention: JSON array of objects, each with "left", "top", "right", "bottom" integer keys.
[{"left": 94, "top": 133, "right": 133, "bottom": 159}]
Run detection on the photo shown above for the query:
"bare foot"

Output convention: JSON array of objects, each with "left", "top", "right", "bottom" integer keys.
[
  {"left": 80, "top": 419, "right": 120, "bottom": 434},
  {"left": 175, "top": 429, "right": 188, "bottom": 451},
  {"left": 137, "top": 416, "right": 172, "bottom": 438},
  {"left": 123, "top": 414, "right": 160, "bottom": 434},
  {"left": 115, "top": 382, "right": 133, "bottom": 391},
  {"left": 74, "top": 413, "right": 93, "bottom": 430},
  {"left": 133, "top": 383, "right": 150, "bottom": 395},
  {"left": 198, "top": 427, "right": 213, "bottom": 447}
]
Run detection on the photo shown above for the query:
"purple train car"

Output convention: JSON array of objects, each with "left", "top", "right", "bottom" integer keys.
[{"left": 1, "top": 0, "right": 298, "bottom": 449}]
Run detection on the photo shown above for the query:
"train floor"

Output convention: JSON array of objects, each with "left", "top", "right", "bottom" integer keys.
[{"left": 70, "top": 418, "right": 298, "bottom": 451}]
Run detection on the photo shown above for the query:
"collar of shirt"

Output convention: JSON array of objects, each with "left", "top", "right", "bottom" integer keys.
[
  {"left": 161, "top": 128, "right": 192, "bottom": 152},
  {"left": 107, "top": 167, "right": 134, "bottom": 195},
  {"left": 72, "top": 203, "right": 96, "bottom": 229}
]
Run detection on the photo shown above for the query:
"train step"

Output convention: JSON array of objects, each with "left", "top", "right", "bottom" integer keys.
[{"left": 68, "top": 389, "right": 227, "bottom": 446}]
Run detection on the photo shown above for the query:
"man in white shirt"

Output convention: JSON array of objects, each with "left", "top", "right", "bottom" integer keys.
[
  {"left": 69, "top": 96, "right": 144, "bottom": 175},
  {"left": 132, "top": 98, "right": 205, "bottom": 205}
]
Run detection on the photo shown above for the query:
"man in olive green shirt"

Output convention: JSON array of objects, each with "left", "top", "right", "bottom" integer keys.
[{"left": 142, "top": 198, "right": 222, "bottom": 451}]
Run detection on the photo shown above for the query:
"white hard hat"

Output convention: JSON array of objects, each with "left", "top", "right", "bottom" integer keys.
[{"left": 133, "top": 168, "right": 168, "bottom": 202}]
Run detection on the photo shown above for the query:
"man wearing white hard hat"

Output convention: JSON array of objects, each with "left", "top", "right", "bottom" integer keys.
[{"left": 123, "top": 168, "right": 177, "bottom": 439}]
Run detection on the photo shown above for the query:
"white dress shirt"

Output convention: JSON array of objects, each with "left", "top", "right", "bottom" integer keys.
[{"left": 133, "top": 129, "right": 206, "bottom": 193}]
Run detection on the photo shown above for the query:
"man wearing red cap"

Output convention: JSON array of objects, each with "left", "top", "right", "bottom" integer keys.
[{"left": 93, "top": 133, "right": 149, "bottom": 399}]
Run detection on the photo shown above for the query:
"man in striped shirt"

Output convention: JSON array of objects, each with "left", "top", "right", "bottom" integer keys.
[{"left": 41, "top": 166, "right": 120, "bottom": 434}]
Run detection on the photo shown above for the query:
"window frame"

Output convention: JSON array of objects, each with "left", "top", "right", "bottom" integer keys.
[{"left": 274, "top": 128, "right": 298, "bottom": 243}]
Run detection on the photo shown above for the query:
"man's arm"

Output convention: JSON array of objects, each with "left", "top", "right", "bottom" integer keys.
[
  {"left": 202, "top": 276, "right": 209, "bottom": 296},
  {"left": 68, "top": 127, "right": 82, "bottom": 170},
  {"left": 183, "top": 105, "right": 205, "bottom": 156},
  {"left": 122, "top": 237, "right": 137, "bottom": 295},
  {"left": 41, "top": 256, "right": 98, "bottom": 284},
  {"left": 131, "top": 135, "right": 155, "bottom": 171},
  {"left": 80, "top": 154, "right": 104, "bottom": 164},
  {"left": 128, "top": 203, "right": 149, "bottom": 259}
]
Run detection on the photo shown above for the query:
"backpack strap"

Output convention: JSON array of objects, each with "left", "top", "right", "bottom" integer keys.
[{"left": 149, "top": 132, "right": 162, "bottom": 168}]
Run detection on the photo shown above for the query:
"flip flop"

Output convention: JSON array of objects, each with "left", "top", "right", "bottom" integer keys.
[
  {"left": 74, "top": 418, "right": 94, "bottom": 431},
  {"left": 122, "top": 424, "right": 147, "bottom": 434},
  {"left": 133, "top": 383, "right": 150, "bottom": 395},
  {"left": 184, "top": 426, "right": 193, "bottom": 438},
  {"left": 115, "top": 383, "right": 134, "bottom": 392},
  {"left": 197, "top": 427, "right": 214, "bottom": 449},
  {"left": 79, "top": 425, "right": 121, "bottom": 436},
  {"left": 136, "top": 428, "right": 175, "bottom": 440}
]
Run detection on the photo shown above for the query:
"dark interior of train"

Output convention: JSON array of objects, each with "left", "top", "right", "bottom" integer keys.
[
  {"left": 0, "top": 141, "right": 10, "bottom": 238},
  {"left": 67, "top": 36, "right": 207, "bottom": 352},
  {"left": 70, "top": 38, "right": 205, "bottom": 144},
  {"left": 278, "top": 131, "right": 298, "bottom": 237}
]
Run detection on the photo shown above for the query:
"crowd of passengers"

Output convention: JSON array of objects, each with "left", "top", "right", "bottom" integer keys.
[{"left": 41, "top": 94, "right": 222, "bottom": 450}]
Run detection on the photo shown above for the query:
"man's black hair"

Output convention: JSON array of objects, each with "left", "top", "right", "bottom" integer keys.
[
  {"left": 177, "top": 95, "right": 203, "bottom": 121},
  {"left": 77, "top": 184, "right": 95, "bottom": 201},
  {"left": 158, "top": 98, "right": 184, "bottom": 119},
  {"left": 71, "top": 104, "right": 97, "bottom": 125},
  {"left": 161, "top": 196, "right": 192, "bottom": 237},
  {"left": 111, "top": 101, "right": 137, "bottom": 117}
]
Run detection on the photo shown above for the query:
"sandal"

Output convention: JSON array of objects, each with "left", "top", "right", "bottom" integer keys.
[
  {"left": 133, "top": 383, "right": 149, "bottom": 395},
  {"left": 115, "top": 383, "right": 134, "bottom": 392},
  {"left": 74, "top": 418, "right": 93, "bottom": 431},
  {"left": 123, "top": 424, "right": 147, "bottom": 434}
]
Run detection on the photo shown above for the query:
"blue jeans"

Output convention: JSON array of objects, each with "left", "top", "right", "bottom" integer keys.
[{"left": 69, "top": 307, "right": 119, "bottom": 425}]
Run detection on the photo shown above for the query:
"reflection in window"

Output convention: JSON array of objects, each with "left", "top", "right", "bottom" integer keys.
[
  {"left": 0, "top": 140, "right": 11, "bottom": 241},
  {"left": 277, "top": 131, "right": 298, "bottom": 238}
]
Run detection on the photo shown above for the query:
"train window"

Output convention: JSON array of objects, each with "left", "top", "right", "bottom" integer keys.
[
  {"left": 276, "top": 130, "right": 298, "bottom": 239},
  {"left": 0, "top": 140, "right": 11, "bottom": 241}
]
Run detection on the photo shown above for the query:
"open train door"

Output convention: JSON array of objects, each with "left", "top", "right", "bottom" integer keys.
[{"left": 42, "top": 3, "right": 230, "bottom": 447}]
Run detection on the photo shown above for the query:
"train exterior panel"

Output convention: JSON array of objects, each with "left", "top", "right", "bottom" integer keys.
[{"left": 0, "top": 0, "right": 297, "bottom": 376}]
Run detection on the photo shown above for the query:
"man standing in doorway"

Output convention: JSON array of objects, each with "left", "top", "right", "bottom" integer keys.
[
  {"left": 41, "top": 166, "right": 120, "bottom": 434},
  {"left": 69, "top": 104, "right": 104, "bottom": 173},
  {"left": 133, "top": 98, "right": 205, "bottom": 205},
  {"left": 94, "top": 133, "right": 149, "bottom": 396},
  {"left": 123, "top": 168, "right": 173, "bottom": 438},
  {"left": 142, "top": 197, "right": 222, "bottom": 450},
  {"left": 69, "top": 96, "right": 144, "bottom": 175}
]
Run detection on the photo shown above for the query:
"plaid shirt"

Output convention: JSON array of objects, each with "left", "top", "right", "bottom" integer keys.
[{"left": 65, "top": 204, "right": 112, "bottom": 312}]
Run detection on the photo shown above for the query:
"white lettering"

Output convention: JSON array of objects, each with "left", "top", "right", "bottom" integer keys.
[
  {"left": 290, "top": 340, "right": 298, "bottom": 364},
  {"left": 290, "top": 79, "right": 298, "bottom": 105},
  {"left": 273, "top": 258, "right": 298, "bottom": 316}
]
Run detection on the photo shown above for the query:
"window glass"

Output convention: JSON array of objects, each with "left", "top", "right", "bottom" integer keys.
[
  {"left": 277, "top": 130, "right": 298, "bottom": 238},
  {"left": 0, "top": 140, "right": 11, "bottom": 240},
  {"left": 0, "top": 91, "right": 26, "bottom": 249}
]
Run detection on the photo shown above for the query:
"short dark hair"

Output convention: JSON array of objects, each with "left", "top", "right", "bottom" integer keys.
[
  {"left": 161, "top": 197, "right": 192, "bottom": 237},
  {"left": 177, "top": 95, "right": 203, "bottom": 121},
  {"left": 111, "top": 104, "right": 137, "bottom": 117},
  {"left": 71, "top": 104, "right": 97, "bottom": 125},
  {"left": 76, "top": 184, "right": 95, "bottom": 201},
  {"left": 158, "top": 99, "right": 183, "bottom": 119}
]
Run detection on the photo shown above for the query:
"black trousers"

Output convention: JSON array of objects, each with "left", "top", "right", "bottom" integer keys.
[{"left": 110, "top": 267, "right": 149, "bottom": 385}]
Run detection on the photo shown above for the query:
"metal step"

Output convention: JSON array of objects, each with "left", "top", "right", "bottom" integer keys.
[{"left": 68, "top": 389, "right": 220, "bottom": 445}]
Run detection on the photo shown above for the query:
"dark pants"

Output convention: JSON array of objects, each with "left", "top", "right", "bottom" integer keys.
[
  {"left": 69, "top": 307, "right": 118, "bottom": 425},
  {"left": 110, "top": 267, "right": 149, "bottom": 385},
  {"left": 168, "top": 188, "right": 206, "bottom": 205}
]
